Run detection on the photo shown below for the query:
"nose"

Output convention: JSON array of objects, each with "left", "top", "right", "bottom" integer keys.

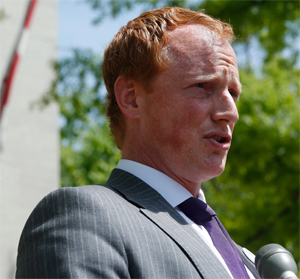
[{"left": 211, "top": 91, "right": 239, "bottom": 125}]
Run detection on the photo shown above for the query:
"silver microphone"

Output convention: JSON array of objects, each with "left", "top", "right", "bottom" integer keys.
[{"left": 255, "top": 243, "right": 298, "bottom": 279}]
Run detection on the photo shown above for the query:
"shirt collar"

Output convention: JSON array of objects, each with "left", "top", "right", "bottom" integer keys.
[{"left": 117, "top": 159, "right": 206, "bottom": 208}]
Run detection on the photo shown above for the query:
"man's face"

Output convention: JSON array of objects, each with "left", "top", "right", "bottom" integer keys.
[{"left": 137, "top": 25, "right": 241, "bottom": 193}]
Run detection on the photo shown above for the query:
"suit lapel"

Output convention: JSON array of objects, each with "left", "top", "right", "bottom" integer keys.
[
  {"left": 235, "top": 244, "right": 261, "bottom": 279},
  {"left": 106, "top": 169, "right": 231, "bottom": 279}
]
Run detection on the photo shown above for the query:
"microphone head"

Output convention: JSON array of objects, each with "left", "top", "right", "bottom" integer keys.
[{"left": 255, "top": 244, "right": 298, "bottom": 279}]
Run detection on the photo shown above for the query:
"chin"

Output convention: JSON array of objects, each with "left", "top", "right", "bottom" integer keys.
[
  {"left": 216, "top": 166, "right": 226, "bottom": 177},
  {"left": 210, "top": 155, "right": 227, "bottom": 171},
  {"left": 204, "top": 163, "right": 226, "bottom": 181}
]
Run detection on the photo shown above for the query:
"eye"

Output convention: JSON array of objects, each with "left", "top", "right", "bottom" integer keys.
[
  {"left": 196, "top": 83, "right": 204, "bottom": 88},
  {"left": 229, "top": 90, "right": 238, "bottom": 98}
]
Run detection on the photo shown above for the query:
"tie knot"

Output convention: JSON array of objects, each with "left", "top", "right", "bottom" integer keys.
[{"left": 178, "top": 197, "right": 216, "bottom": 224}]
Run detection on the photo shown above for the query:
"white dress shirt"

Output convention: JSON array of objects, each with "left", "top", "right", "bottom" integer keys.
[{"left": 117, "top": 159, "right": 255, "bottom": 279}]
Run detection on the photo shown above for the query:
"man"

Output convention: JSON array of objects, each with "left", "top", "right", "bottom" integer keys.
[{"left": 16, "top": 7, "right": 260, "bottom": 278}]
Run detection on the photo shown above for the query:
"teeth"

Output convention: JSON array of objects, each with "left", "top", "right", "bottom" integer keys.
[
  {"left": 213, "top": 136, "right": 223, "bottom": 142},
  {"left": 213, "top": 136, "right": 222, "bottom": 141}
]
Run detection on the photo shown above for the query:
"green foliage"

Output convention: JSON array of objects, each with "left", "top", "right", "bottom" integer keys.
[
  {"left": 36, "top": 49, "right": 121, "bottom": 186},
  {"left": 61, "top": 122, "right": 121, "bottom": 187},
  {"left": 198, "top": 0, "right": 300, "bottom": 62}
]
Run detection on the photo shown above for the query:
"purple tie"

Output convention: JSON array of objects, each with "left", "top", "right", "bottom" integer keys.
[{"left": 178, "top": 197, "right": 250, "bottom": 279}]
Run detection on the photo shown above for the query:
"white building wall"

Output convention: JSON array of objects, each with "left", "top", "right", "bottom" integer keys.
[{"left": 0, "top": 1, "right": 59, "bottom": 277}]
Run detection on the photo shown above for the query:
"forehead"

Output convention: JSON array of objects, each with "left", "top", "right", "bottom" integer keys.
[
  {"left": 166, "top": 24, "right": 240, "bottom": 88},
  {"left": 169, "top": 24, "right": 218, "bottom": 49},
  {"left": 168, "top": 24, "right": 234, "bottom": 61}
]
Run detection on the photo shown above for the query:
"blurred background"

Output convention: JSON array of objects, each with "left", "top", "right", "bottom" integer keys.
[{"left": 0, "top": 0, "right": 299, "bottom": 277}]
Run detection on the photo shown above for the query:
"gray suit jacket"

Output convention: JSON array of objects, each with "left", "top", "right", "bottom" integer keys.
[{"left": 16, "top": 169, "right": 259, "bottom": 278}]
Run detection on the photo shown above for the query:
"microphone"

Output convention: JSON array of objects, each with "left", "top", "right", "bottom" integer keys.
[{"left": 255, "top": 243, "right": 299, "bottom": 279}]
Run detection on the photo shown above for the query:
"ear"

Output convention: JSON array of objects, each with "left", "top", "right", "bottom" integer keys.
[{"left": 114, "top": 75, "right": 142, "bottom": 119}]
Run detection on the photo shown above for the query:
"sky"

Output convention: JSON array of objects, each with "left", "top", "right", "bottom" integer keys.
[{"left": 58, "top": 0, "right": 145, "bottom": 59}]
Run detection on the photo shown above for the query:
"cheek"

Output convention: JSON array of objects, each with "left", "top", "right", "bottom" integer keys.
[
  {"left": 144, "top": 93, "right": 210, "bottom": 145},
  {"left": 144, "top": 108, "right": 187, "bottom": 149},
  {"left": 168, "top": 109, "right": 204, "bottom": 147},
  {"left": 173, "top": 103, "right": 209, "bottom": 130}
]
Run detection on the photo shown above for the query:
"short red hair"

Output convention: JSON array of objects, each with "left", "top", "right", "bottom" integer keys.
[{"left": 102, "top": 7, "right": 234, "bottom": 149}]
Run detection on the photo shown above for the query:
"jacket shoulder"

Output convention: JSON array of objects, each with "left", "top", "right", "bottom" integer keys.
[{"left": 16, "top": 184, "right": 131, "bottom": 278}]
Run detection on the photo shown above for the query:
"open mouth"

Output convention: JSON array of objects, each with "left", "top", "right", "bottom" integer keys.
[{"left": 212, "top": 136, "right": 227, "bottom": 143}]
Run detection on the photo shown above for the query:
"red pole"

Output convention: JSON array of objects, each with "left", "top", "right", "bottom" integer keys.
[{"left": 0, "top": 0, "right": 38, "bottom": 121}]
